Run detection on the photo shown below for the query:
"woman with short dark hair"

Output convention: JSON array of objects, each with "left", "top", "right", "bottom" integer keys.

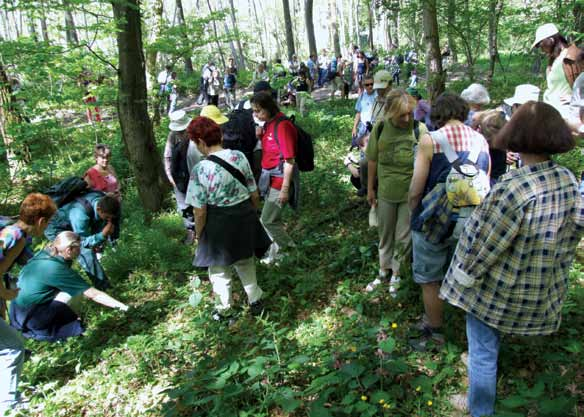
[
  {"left": 408, "top": 92, "right": 491, "bottom": 350},
  {"left": 250, "top": 92, "right": 298, "bottom": 264},
  {"left": 186, "top": 116, "right": 271, "bottom": 321},
  {"left": 84, "top": 144, "right": 120, "bottom": 199},
  {"left": 442, "top": 101, "right": 583, "bottom": 417}
]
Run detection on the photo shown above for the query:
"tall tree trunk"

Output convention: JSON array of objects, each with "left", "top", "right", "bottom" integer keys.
[
  {"left": 228, "top": 0, "right": 246, "bottom": 69},
  {"left": 304, "top": 0, "right": 317, "bottom": 57},
  {"left": 574, "top": 2, "right": 584, "bottom": 35},
  {"left": 0, "top": 64, "right": 24, "bottom": 181},
  {"left": 367, "top": 0, "right": 374, "bottom": 50},
  {"left": 206, "top": 0, "right": 226, "bottom": 68},
  {"left": 176, "top": 0, "right": 194, "bottom": 74},
  {"left": 329, "top": 0, "right": 341, "bottom": 56},
  {"left": 446, "top": 0, "right": 457, "bottom": 64},
  {"left": 27, "top": 12, "right": 38, "bottom": 41},
  {"left": 487, "top": 0, "right": 504, "bottom": 83},
  {"left": 355, "top": 0, "right": 360, "bottom": 46},
  {"left": 40, "top": 9, "right": 49, "bottom": 42},
  {"left": 282, "top": 0, "right": 296, "bottom": 60},
  {"left": 393, "top": 4, "right": 400, "bottom": 48},
  {"left": 250, "top": 0, "right": 266, "bottom": 59},
  {"left": 218, "top": 0, "right": 239, "bottom": 65},
  {"left": 111, "top": 0, "right": 166, "bottom": 214},
  {"left": 422, "top": 0, "right": 444, "bottom": 101},
  {"left": 63, "top": 4, "right": 79, "bottom": 46},
  {"left": 146, "top": 0, "right": 163, "bottom": 125}
]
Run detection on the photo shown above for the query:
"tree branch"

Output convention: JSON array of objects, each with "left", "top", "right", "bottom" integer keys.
[{"left": 84, "top": 43, "right": 118, "bottom": 73}]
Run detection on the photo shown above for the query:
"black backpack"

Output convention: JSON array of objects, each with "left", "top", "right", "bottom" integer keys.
[
  {"left": 170, "top": 137, "right": 191, "bottom": 193},
  {"left": 274, "top": 115, "right": 314, "bottom": 172},
  {"left": 221, "top": 108, "right": 258, "bottom": 162},
  {"left": 44, "top": 177, "right": 92, "bottom": 208}
]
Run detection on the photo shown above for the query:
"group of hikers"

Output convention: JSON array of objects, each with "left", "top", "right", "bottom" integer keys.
[{"left": 1, "top": 23, "right": 584, "bottom": 417}]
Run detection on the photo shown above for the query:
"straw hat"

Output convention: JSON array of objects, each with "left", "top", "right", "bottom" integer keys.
[
  {"left": 531, "top": 23, "right": 559, "bottom": 49},
  {"left": 504, "top": 84, "right": 540, "bottom": 106},
  {"left": 168, "top": 110, "right": 191, "bottom": 132},
  {"left": 200, "top": 105, "right": 229, "bottom": 125}
]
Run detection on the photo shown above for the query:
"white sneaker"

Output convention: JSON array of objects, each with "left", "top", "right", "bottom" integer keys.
[
  {"left": 389, "top": 276, "right": 401, "bottom": 298},
  {"left": 365, "top": 278, "right": 382, "bottom": 292}
]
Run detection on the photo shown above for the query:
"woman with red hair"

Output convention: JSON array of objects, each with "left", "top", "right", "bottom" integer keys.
[{"left": 186, "top": 116, "right": 271, "bottom": 322}]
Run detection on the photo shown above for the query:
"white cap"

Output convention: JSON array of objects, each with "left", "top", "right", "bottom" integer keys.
[
  {"left": 169, "top": 110, "right": 191, "bottom": 132},
  {"left": 532, "top": 23, "right": 559, "bottom": 49},
  {"left": 461, "top": 83, "right": 490, "bottom": 105},
  {"left": 504, "top": 84, "right": 540, "bottom": 106},
  {"left": 373, "top": 70, "right": 392, "bottom": 89}
]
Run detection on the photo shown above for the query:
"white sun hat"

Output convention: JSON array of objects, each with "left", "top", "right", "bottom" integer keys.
[
  {"left": 504, "top": 84, "right": 540, "bottom": 106},
  {"left": 169, "top": 110, "right": 191, "bottom": 131},
  {"left": 531, "top": 23, "right": 559, "bottom": 49}
]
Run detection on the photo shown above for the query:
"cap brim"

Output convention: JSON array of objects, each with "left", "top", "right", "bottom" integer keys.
[
  {"left": 214, "top": 115, "right": 229, "bottom": 124},
  {"left": 503, "top": 97, "right": 517, "bottom": 106},
  {"left": 169, "top": 122, "right": 190, "bottom": 131},
  {"left": 373, "top": 82, "right": 388, "bottom": 89}
]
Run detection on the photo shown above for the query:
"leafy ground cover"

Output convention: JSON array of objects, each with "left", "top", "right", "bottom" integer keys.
[{"left": 10, "top": 88, "right": 584, "bottom": 417}]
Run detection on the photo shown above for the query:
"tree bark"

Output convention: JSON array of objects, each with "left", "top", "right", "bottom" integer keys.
[
  {"left": 63, "top": 4, "right": 79, "bottom": 46},
  {"left": 27, "top": 11, "right": 37, "bottom": 41},
  {"left": 574, "top": 2, "right": 584, "bottom": 35},
  {"left": 422, "top": 0, "right": 444, "bottom": 101},
  {"left": 0, "top": 63, "right": 24, "bottom": 181},
  {"left": 175, "top": 0, "right": 194, "bottom": 74},
  {"left": 329, "top": 0, "right": 341, "bottom": 56},
  {"left": 111, "top": 0, "right": 166, "bottom": 214},
  {"left": 281, "top": 0, "right": 296, "bottom": 60},
  {"left": 250, "top": 0, "right": 266, "bottom": 59},
  {"left": 447, "top": 0, "right": 457, "bottom": 64},
  {"left": 206, "top": 0, "right": 226, "bottom": 68},
  {"left": 228, "top": 0, "right": 246, "bottom": 69},
  {"left": 487, "top": 0, "right": 504, "bottom": 83},
  {"left": 40, "top": 15, "right": 49, "bottom": 42},
  {"left": 305, "top": 0, "right": 317, "bottom": 57},
  {"left": 367, "top": 0, "right": 374, "bottom": 50}
]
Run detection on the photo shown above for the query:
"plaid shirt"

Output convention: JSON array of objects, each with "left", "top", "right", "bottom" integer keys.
[
  {"left": 441, "top": 161, "right": 584, "bottom": 335},
  {"left": 416, "top": 184, "right": 455, "bottom": 244}
]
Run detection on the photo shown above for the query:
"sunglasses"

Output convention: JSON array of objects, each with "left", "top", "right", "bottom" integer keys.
[{"left": 364, "top": 83, "right": 373, "bottom": 87}]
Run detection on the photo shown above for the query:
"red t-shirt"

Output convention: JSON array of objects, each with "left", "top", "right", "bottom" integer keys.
[{"left": 261, "top": 113, "right": 297, "bottom": 190}]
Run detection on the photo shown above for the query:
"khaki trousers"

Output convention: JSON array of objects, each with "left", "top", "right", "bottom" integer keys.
[{"left": 377, "top": 199, "right": 411, "bottom": 275}]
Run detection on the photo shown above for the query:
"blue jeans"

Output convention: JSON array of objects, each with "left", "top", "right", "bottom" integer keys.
[
  {"left": 0, "top": 319, "right": 24, "bottom": 414},
  {"left": 467, "top": 313, "right": 500, "bottom": 417}
]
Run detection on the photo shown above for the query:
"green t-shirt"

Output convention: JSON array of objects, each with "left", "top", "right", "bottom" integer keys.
[
  {"left": 366, "top": 119, "right": 426, "bottom": 202},
  {"left": 14, "top": 249, "right": 90, "bottom": 306}
]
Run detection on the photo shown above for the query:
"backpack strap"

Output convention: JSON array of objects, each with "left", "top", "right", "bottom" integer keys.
[
  {"left": 430, "top": 130, "right": 459, "bottom": 164},
  {"left": 466, "top": 135, "right": 483, "bottom": 164},
  {"left": 272, "top": 115, "right": 288, "bottom": 164},
  {"left": 206, "top": 155, "right": 248, "bottom": 188}
]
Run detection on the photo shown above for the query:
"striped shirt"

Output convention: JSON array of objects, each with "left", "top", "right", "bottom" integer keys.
[{"left": 440, "top": 160, "right": 584, "bottom": 335}]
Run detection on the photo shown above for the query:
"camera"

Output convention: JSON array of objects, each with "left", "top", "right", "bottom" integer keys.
[{"left": 365, "top": 121, "right": 373, "bottom": 132}]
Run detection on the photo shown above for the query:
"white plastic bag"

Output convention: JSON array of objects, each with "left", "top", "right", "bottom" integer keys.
[{"left": 368, "top": 205, "right": 378, "bottom": 228}]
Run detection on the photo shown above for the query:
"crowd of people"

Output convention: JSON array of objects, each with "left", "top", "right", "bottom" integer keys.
[{"left": 1, "top": 23, "right": 584, "bottom": 417}]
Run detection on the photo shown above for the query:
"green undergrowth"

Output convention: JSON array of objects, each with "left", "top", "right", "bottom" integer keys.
[{"left": 14, "top": 99, "right": 584, "bottom": 417}]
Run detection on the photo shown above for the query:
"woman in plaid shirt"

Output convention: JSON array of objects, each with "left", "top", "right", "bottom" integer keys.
[{"left": 441, "top": 101, "right": 584, "bottom": 416}]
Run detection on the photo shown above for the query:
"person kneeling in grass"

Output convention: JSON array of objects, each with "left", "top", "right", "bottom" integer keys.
[
  {"left": 9, "top": 231, "right": 128, "bottom": 342},
  {"left": 442, "top": 101, "right": 584, "bottom": 417}
]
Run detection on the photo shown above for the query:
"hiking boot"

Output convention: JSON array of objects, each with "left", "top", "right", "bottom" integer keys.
[
  {"left": 449, "top": 393, "right": 469, "bottom": 414},
  {"left": 365, "top": 278, "right": 382, "bottom": 292},
  {"left": 250, "top": 300, "right": 265, "bottom": 317},
  {"left": 211, "top": 310, "right": 237, "bottom": 326},
  {"left": 388, "top": 276, "right": 401, "bottom": 298},
  {"left": 409, "top": 325, "right": 445, "bottom": 352}
]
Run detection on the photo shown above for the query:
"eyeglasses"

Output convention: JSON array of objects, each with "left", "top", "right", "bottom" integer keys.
[{"left": 364, "top": 83, "right": 373, "bottom": 87}]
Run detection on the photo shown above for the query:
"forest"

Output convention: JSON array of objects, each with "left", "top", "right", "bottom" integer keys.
[{"left": 0, "top": 0, "right": 584, "bottom": 416}]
